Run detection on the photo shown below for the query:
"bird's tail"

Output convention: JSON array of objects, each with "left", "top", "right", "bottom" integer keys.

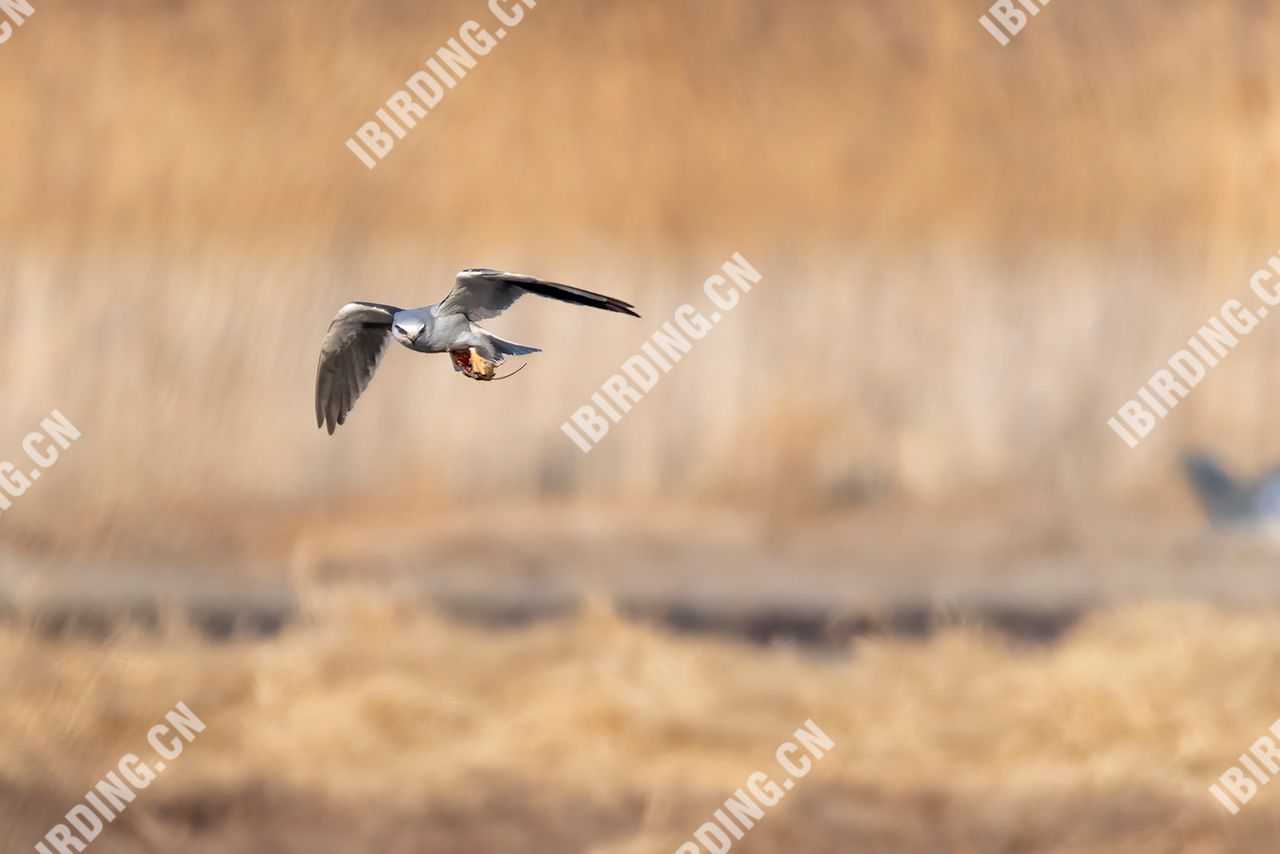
[{"left": 485, "top": 332, "right": 542, "bottom": 359}]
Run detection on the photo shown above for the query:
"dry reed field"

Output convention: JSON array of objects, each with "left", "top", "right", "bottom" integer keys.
[
  {"left": 5, "top": 2, "right": 1280, "bottom": 852},
  {"left": 1, "top": 1, "right": 1280, "bottom": 554},
  {"left": 2, "top": 594, "right": 1280, "bottom": 853}
]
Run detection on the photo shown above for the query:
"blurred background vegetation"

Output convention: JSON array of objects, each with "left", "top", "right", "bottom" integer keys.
[
  {"left": 4, "top": 2, "right": 1280, "bottom": 851},
  {"left": 2, "top": 0, "right": 1280, "bottom": 558}
]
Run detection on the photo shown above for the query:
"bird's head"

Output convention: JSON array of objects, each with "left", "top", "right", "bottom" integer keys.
[{"left": 391, "top": 315, "right": 428, "bottom": 347}]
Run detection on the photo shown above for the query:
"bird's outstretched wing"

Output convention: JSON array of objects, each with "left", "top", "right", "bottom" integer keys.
[
  {"left": 315, "top": 302, "right": 401, "bottom": 434},
  {"left": 437, "top": 269, "right": 640, "bottom": 321},
  {"left": 1182, "top": 450, "right": 1249, "bottom": 523}
]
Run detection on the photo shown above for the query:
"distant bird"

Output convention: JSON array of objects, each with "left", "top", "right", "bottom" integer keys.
[
  {"left": 1182, "top": 450, "right": 1280, "bottom": 535},
  {"left": 315, "top": 268, "right": 639, "bottom": 434}
]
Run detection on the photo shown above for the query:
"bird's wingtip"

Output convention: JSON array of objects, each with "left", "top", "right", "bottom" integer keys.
[{"left": 612, "top": 299, "right": 641, "bottom": 318}]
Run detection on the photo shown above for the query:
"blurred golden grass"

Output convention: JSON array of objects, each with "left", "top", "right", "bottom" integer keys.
[
  {"left": 3, "top": 1, "right": 1280, "bottom": 553},
  {"left": 2, "top": 594, "right": 1280, "bottom": 851},
  {"left": 7, "top": 8, "right": 1280, "bottom": 851}
]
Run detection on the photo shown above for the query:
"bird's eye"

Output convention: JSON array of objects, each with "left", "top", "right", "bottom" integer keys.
[{"left": 394, "top": 326, "right": 408, "bottom": 336}]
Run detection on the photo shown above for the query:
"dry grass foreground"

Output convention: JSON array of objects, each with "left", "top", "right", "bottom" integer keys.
[{"left": 2, "top": 593, "right": 1279, "bottom": 852}]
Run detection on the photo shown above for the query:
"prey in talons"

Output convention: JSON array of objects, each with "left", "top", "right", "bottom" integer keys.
[{"left": 451, "top": 348, "right": 498, "bottom": 381}]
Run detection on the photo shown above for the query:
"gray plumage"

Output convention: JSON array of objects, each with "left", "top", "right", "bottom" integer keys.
[
  {"left": 315, "top": 269, "right": 639, "bottom": 434},
  {"left": 1182, "top": 450, "right": 1280, "bottom": 530}
]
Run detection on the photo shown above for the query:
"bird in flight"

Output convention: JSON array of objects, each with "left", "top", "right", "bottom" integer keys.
[
  {"left": 1183, "top": 450, "right": 1280, "bottom": 539},
  {"left": 315, "top": 268, "right": 640, "bottom": 434}
]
